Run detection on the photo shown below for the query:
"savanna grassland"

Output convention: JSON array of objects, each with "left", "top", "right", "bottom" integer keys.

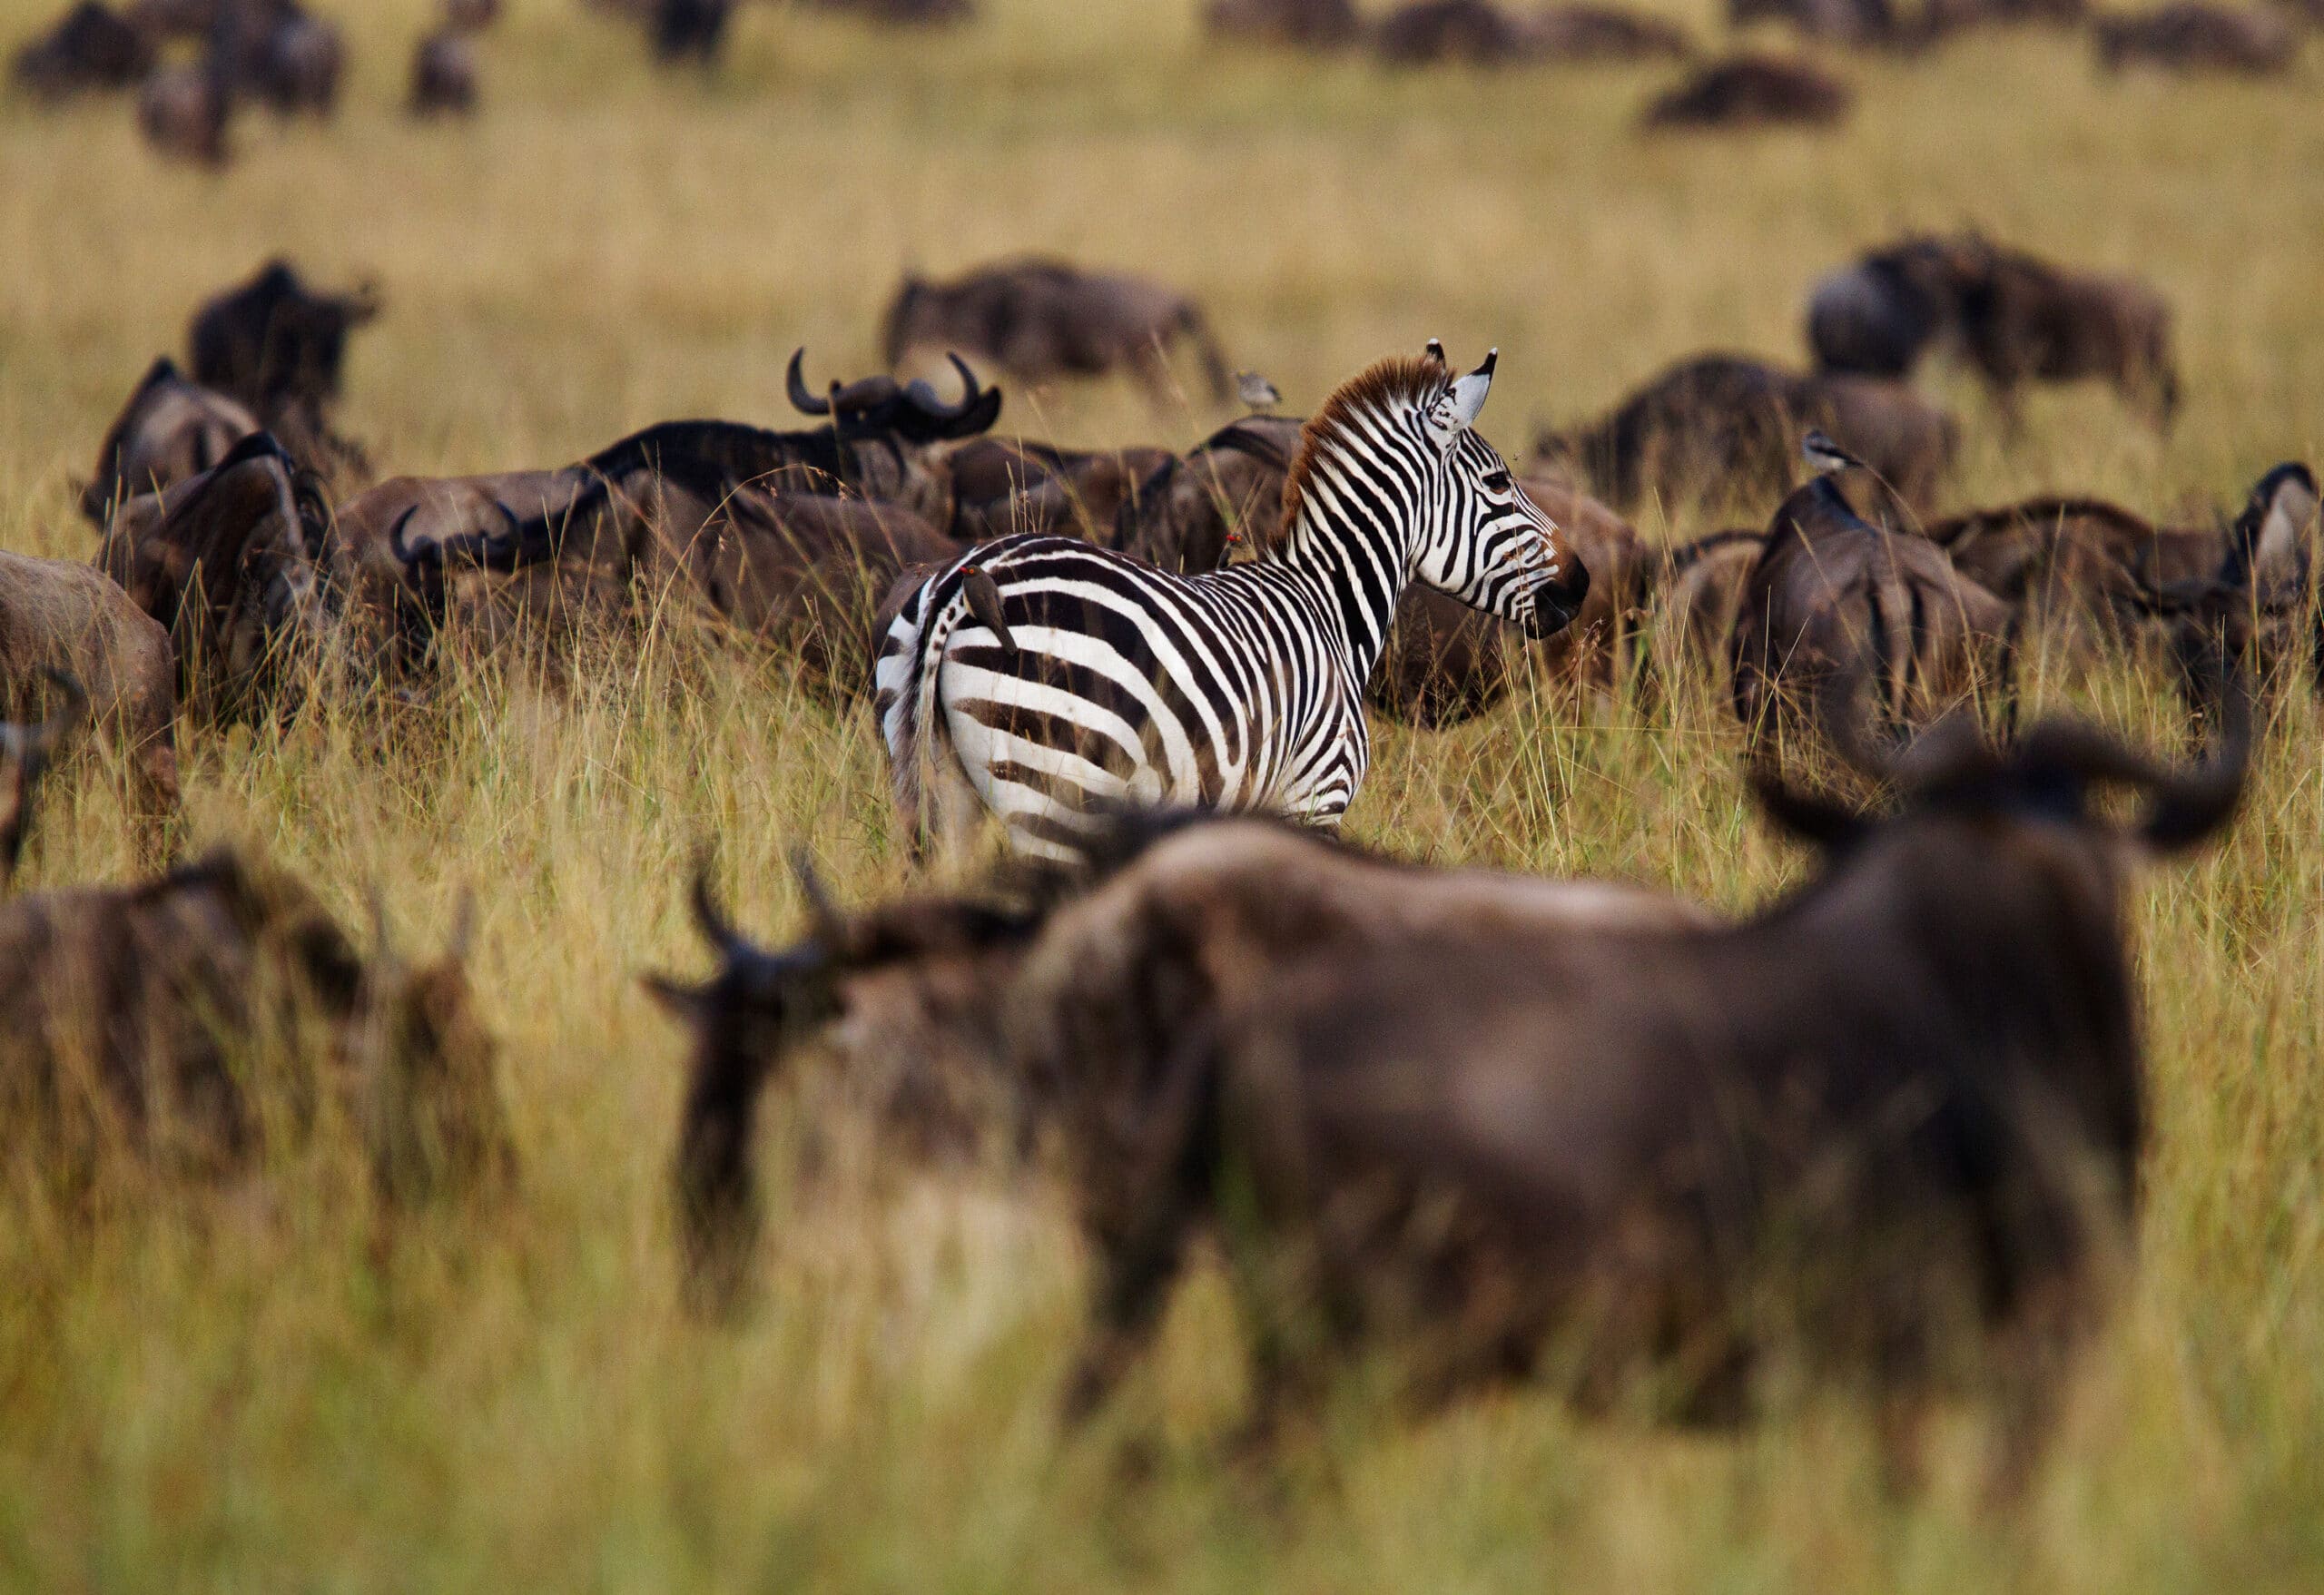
[{"left": 3, "top": 0, "right": 2323, "bottom": 1588}]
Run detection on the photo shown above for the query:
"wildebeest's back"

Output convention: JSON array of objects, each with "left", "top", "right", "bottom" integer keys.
[{"left": 0, "top": 551, "right": 180, "bottom": 819}]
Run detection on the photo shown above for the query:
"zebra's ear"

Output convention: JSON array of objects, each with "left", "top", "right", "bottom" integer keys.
[{"left": 1423, "top": 349, "right": 1497, "bottom": 454}]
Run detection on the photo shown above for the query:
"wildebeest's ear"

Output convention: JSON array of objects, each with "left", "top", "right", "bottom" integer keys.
[{"left": 1748, "top": 770, "right": 1867, "bottom": 850}]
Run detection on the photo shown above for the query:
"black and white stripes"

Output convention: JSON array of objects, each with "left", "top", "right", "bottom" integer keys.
[{"left": 874, "top": 346, "right": 1590, "bottom": 860}]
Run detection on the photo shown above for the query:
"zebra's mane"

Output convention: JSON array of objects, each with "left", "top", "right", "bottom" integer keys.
[{"left": 1277, "top": 354, "right": 1452, "bottom": 538}]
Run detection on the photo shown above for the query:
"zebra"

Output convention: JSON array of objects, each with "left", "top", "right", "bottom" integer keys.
[{"left": 874, "top": 344, "right": 1591, "bottom": 861}]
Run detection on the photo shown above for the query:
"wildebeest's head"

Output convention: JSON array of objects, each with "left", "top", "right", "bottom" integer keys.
[
  {"left": 784, "top": 348, "right": 1001, "bottom": 445},
  {"left": 80, "top": 356, "right": 261, "bottom": 527}
]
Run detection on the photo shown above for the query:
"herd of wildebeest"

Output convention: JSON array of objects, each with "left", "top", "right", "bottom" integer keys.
[
  {"left": 4, "top": 31, "right": 2321, "bottom": 1479},
  {"left": 7, "top": 0, "right": 2315, "bottom": 164}
]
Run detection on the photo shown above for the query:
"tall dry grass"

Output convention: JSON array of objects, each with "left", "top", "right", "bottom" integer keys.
[{"left": 2, "top": 0, "right": 2322, "bottom": 1588}]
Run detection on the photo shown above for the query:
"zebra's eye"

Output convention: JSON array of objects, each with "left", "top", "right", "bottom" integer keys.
[{"left": 1482, "top": 469, "right": 1512, "bottom": 494}]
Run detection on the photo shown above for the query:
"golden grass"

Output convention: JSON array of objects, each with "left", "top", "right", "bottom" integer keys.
[{"left": 3, "top": 0, "right": 2323, "bottom": 1587}]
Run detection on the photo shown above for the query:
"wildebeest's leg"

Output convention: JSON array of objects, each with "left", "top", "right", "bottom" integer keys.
[{"left": 1059, "top": 1027, "right": 1222, "bottom": 1428}]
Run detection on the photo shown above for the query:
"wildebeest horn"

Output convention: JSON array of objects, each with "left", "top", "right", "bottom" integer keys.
[
  {"left": 785, "top": 349, "right": 830, "bottom": 417},
  {"left": 903, "top": 352, "right": 982, "bottom": 419},
  {"left": 388, "top": 505, "right": 439, "bottom": 570},
  {"left": 688, "top": 854, "right": 752, "bottom": 965},
  {"left": 2015, "top": 641, "right": 2251, "bottom": 852},
  {"left": 789, "top": 847, "right": 845, "bottom": 944}
]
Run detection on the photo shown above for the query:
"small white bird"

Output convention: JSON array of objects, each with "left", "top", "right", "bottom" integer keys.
[
  {"left": 1802, "top": 428, "right": 1863, "bottom": 476},
  {"left": 1235, "top": 370, "right": 1281, "bottom": 414}
]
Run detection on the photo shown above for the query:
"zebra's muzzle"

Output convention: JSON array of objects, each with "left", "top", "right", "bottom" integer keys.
[{"left": 1524, "top": 562, "right": 1591, "bottom": 639}]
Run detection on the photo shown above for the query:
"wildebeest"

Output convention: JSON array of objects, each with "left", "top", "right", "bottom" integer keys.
[
  {"left": 443, "top": 0, "right": 500, "bottom": 28},
  {"left": 0, "top": 554, "right": 180, "bottom": 841},
  {"left": 10, "top": 1, "right": 152, "bottom": 98},
  {"left": 1662, "top": 527, "right": 1768, "bottom": 670},
  {"left": 216, "top": 0, "right": 342, "bottom": 115},
  {"left": 409, "top": 28, "right": 478, "bottom": 115},
  {"left": 945, "top": 438, "right": 1177, "bottom": 542},
  {"left": 1526, "top": 5, "right": 1698, "bottom": 60},
  {"left": 121, "top": 0, "right": 218, "bottom": 39},
  {"left": 1203, "top": 0, "right": 1363, "bottom": 47},
  {"left": 652, "top": 0, "right": 734, "bottom": 63},
  {"left": 81, "top": 356, "right": 261, "bottom": 527},
  {"left": 1808, "top": 234, "right": 2179, "bottom": 427},
  {"left": 1923, "top": 494, "right": 2221, "bottom": 645},
  {"left": 136, "top": 57, "right": 231, "bottom": 165},
  {"left": 1955, "top": 242, "right": 2179, "bottom": 427},
  {"left": 1728, "top": 0, "right": 1894, "bottom": 40},
  {"left": 1532, "top": 354, "right": 1956, "bottom": 519},
  {"left": 882, "top": 260, "right": 1233, "bottom": 405},
  {"left": 659, "top": 688, "right": 2244, "bottom": 1472},
  {"left": 0, "top": 673, "right": 85, "bottom": 885},
  {"left": 189, "top": 259, "right": 380, "bottom": 434},
  {"left": 1373, "top": 0, "right": 1532, "bottom": 62},
  {"left": 2094, "top": 2, "right": 2299, "bottom": 71},
  {"left": 2137, "top": 464, "right": 2321, "bottom": 699},
  {"left": 1907, "top": 0, "right": 2086, "bottom": 41},
  {"left": 95, "top": 431, "right": 341, "bottom": 717},
  {"left": 0, "top": 849, "right": 507, "bottom": 1199},
  {"left": 1640, "top": 53, "right": 1854, "bottom": 129},
  {"left": 1731, "top": 437, "right": 2014, "bottom": 749}
]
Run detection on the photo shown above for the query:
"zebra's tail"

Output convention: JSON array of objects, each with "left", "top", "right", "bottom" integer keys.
[{"left": 878, "top": 553, "right": 978, "bottom": 840}]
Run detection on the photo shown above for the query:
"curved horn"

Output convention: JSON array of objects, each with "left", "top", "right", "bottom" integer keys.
[
  {"left": 786, "top": 349, "right": 830, "bottom": 417},
  {"left": 688, "top": 854, "right": 750, "bottom": 964},
  {"left": 789, "top": 847, "right": 845, "bottom": 945},
  {"left": 901, "top": 352, "right": 981, "bottom": 419},
  {"left": 388, "top": 505, "right": 440, "bottom": 571}
]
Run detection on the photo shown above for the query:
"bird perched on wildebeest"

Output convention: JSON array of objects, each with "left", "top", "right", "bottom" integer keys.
[{"left": 1235, "top": 371, "right": 1281, "bottom": 413}]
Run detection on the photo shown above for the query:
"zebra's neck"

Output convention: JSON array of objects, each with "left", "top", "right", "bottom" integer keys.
[{"left": 1273, "top": 417, "right": 1423, "bottom": 688}]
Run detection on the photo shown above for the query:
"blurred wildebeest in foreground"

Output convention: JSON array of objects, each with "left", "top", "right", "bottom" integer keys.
[
  {"left": 884, "top": 259, "right": 1234, "bottom": 405},
  {"left": 2094, "top": 2, "right": 2299, "bottom": 71},
  {"left": 10, "top": 1, "right": 152, "bottom": 98},
  {"left": 96, "top": 431, "right": 346, "bottom": 717},
  {"left": 795, "top": 0, "right": 976, "bottom": 22},
  {"left": 1640, "top": 52, "right": 1854, "bottom": 128},
  {"left": 1204, "top": 0, "right": 1363, "bottom": 47},
  {"left": 1730, "top": 436, "right": 2014, "bottom": 752},
  {"left": 652, "top": 821, "right": 1712, "bottom": 1314},
  {"left": 1532, "top": 353, "right": 1956, "bottom": 518},
  {"left": 0, "top": 672, "right": 86, "bottom": 885},
  {"left": 81, "top": 356, "right": 260, "bottom": 527},
  {"left": 1810, "top": 233, "right": 2179, "bottom": 427},
  {"left": 0, "top": 850, "right": 508, "bottom": 1201},
  {"left": 0, "top": 556, "right": 180, "bottom": 841},
  {"left": 661, "top": 681, "right": 2246, "bottom": 1483},
  {"left": 409, "top": 28, "right": 478, "bottom": 115},
  {"left": 136, "top": 57, "right": 231, "bottom": 164}
]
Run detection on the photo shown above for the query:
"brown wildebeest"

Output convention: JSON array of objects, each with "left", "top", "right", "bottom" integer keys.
[
  {"left": 2094, "top": 2, "right": 2299, "bottom": 71},
  {"left": 1806, "top": 234, "right": 1984, "bottom": 380},
  {"left": 652, "top": 0, "right": 734, "bottom": 63},
  {"left": 1731, "top": 436, "right": 2015, "bottom": 750},
  {"left": 1906, "top": 0, "right": 2086, "bottom": 43},
  {"left": 189, "top": 259, "right": 380, "bottom": 436},
  {"left": 649, "top": 822, "right": 1713, "bottom": 1313},
  {"left": 390, "top": 477, "right": 962, "bottom": 697},
  {"left": 882, "top": 260, "right": 1233, "bottom": 405},
  {"left": 215, "top": 0, "right": 341, "bottom": 115},
  {"left": 1526, "top": 5, "right": 1698, "bottom": 60},
  {"left": 658, "top": 682, "right": 2246, "bottom": 1481},
  {"left": 443, "top": 0, "right": 499, "bottom": 29},
  {"left": 1640, "top": 53, "right": 1854, "bottom": 128},
  {"left": 1374, "top": 0, "right": 1532, "bottom": 62},
  {"left": 2132, "top": 464, "right": 2321, "bottom": 700},
  {"left": 80, "top": 356, "right": 261, "bottom": 527},
  {"left": 121, "top": 0, "right": 217, "bottom": 39},
  {"left": 1728, "top": 0, "right": 1894, "bottom": 42},
  {"left": 1955, "top": 241, "right": 2179, "bottom": 428},
  {"left": 1924, "top": 495, "right": 2221, "bottom": 645},
  {"left": 0, "top": 554, "right": 180, "bottom": 840},
  {"left": 1662, "top": 527, "right": 1767, "bottom": 671},
  {"left": 945, "top": 438, "right": 1177, "bottom": 541},
  {"left": 1532, "top": 354, "right": 1955, "bottom": 519},
  {"left": 0, "top": 673, "right": 85, "bottom": 885},
  {"left": 409, "top": 29, "right": 478, "bottom": 115},
  {"left": 96, "top": 430, "right": 342, "bottom": 717},
  {"left": 0, "top": 849, "right": 508, "bottom": 1200},
  {"left": 136, "top": 57, "right": 231, "bottom": 165},
  {"left": 1204, "top": 0, "right": 1363, "bottom": 47},
  {"left": 10, "top": 1, "right": 152, "bottom": 97}
]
